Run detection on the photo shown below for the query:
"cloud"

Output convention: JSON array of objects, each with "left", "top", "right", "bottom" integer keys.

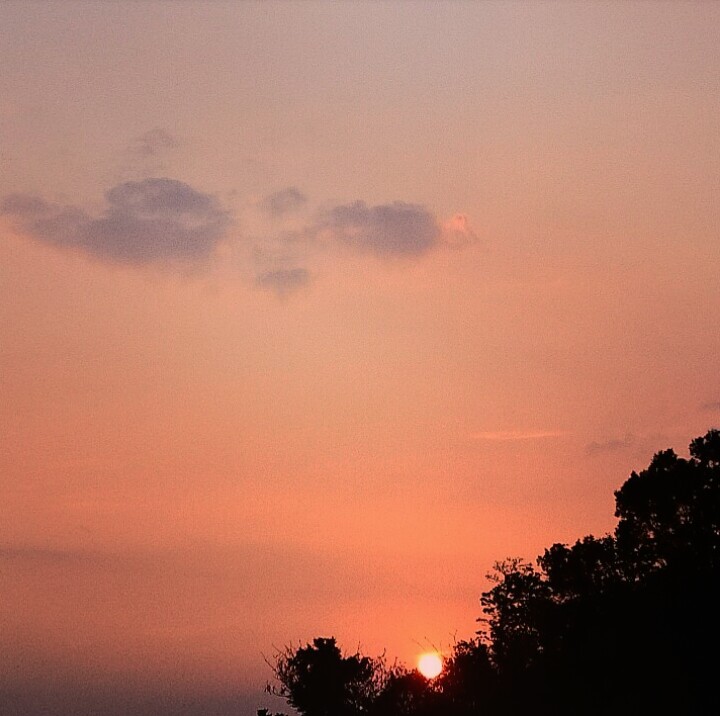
[
  {"left": 586, "top": 434, "right": 635, "bottom": 455},
  {"left": 321, "top": 200, "right": 441, "bottom": 257},
  {"left": 260, "top": 187, "right": 307, "bottom": 218},
  {"left": 0, "top": 544, "right": 98, "bottom": 565},
  {"left": 701, "top": 400, "right": 720, "bottom": 412},
  {"left": 2, "top": 194, "right": 52, "bottom": 215},
  {"left": 132, "top": 127, "right": 179, "bottom": 158},
  {"left": 256, "top": 267, "right": 310, "bottom": 297},
  {"left": 471, "top": 430, "right": 567, "bottom": 441},
  {"left": 441, "top": 213, "right": 480, "bottom": 248},
  {"left": 2, "top": 178, "right": 231, "bottom": 265},
  {"left": 249, "top": 197, "right": 458, "bottom": 298}
]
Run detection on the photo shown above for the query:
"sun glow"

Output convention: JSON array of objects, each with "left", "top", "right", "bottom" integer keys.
[{"left": 417, "top": 652, "right": 443, "bottom": 679}]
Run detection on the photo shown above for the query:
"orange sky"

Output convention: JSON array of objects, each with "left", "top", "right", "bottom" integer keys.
[{"left": 2, "top": 2, "right": 720, "bottom": 714}]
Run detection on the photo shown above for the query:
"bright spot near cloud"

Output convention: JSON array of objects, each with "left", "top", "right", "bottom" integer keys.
[{"left": 417, "top": 652, "right": 443, "bottom": 679}]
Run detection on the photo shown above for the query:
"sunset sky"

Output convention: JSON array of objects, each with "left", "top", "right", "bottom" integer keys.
[{"left": 2, "top": 2, "right": 719, "bottom": 714}]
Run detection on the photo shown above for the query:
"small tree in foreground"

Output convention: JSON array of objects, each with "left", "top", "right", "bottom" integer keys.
[{"left": 262, "top": 637, "right": 387, "bottom": 716}]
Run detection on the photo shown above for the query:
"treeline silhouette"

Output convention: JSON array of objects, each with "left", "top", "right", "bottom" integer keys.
[{"left": 259, "top": 430, "right": 720, "bottom": 716}]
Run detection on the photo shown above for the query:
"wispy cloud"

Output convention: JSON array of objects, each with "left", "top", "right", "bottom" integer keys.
[
  {"left": 259, "top": 187, "right": 307, "bottom": 218},
  {"left": 2, "top": 178, "right": 231, "bottom": 265},
  {"left": 471, "top": 430, "right": 567, "bottom": 442},
  {"left": 585, "top": 434, "right": 635, "bottom": 455},
  {"left": 131, "top": 127, "right": 179, "bottom": 158},
  {"left": 0, "top": 544, "right": 97, "bottom": 565},
  {"left": 256, "top": 267, "right": 310, "bottom": 298},
  {"left": 441, "top": 213, "right": 480, "bottom": 249}
]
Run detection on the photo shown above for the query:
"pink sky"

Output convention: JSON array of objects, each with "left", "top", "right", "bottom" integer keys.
[{"left": 2, "top": 2, "right": 719, "bottom": 714}]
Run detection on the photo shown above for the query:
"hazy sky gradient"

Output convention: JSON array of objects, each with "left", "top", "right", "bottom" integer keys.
[{"left": 2, "top": 2, "right": 719, "bottom": 714}]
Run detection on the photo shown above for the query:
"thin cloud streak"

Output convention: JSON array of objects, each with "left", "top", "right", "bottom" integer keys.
[
  {"left": 586, "top": 434, "right": 635, "bottom": 455},
  {"left": 470, "top": 430, "right": 568, "bottom": 442}
]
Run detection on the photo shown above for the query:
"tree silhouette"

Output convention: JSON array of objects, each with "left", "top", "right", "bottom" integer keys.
[
  {"left": 479, "top": 559, "right": 550, "bottom": 677},
  {"left": 261, "top": 430, "right": 720, "bottom": 716},
  {"left": 434, "top": 638, "right": 497, "bottom": 715},
  {"left": 478, "top": 429, "right": 720, "bottom": 714},
  {"left": 263, "top": 637, "right": 386, "bottom": 716}
]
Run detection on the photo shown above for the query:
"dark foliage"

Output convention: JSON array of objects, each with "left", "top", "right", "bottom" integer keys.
[
  {"left": 262, "top": 637, "right": 388, "bottom": 716},
  {"left": 260, "top": 430, "right": 720, "bottom": 716}
]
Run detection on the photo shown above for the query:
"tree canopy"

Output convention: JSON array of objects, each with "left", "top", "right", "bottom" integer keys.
[{"left": 260, "top": 430, "right": 720, "bottom": 716}]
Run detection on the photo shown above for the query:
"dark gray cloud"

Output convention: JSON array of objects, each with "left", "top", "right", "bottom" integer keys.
[
  {"left": 260, "top": 187, "right": 307, "bottom": 218},
  {"left": 2, "top": 178, "right": 231, "bottom": 265},
  {"left": 132, "top": 127, "right": 179, "bottom": 158},
  {"left": 250, "top": 199, "right": 447, "bottom": 298},
  {"left": 256, "top": 267, "right": 310, "bottom": 297},
  {"left": 323, "top": 200, "right": 440, "bottom": 257}
]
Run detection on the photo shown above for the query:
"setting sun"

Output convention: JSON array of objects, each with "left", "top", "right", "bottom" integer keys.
[{"left": 417, "top": 652, "right": 443, "bottom": 679}]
